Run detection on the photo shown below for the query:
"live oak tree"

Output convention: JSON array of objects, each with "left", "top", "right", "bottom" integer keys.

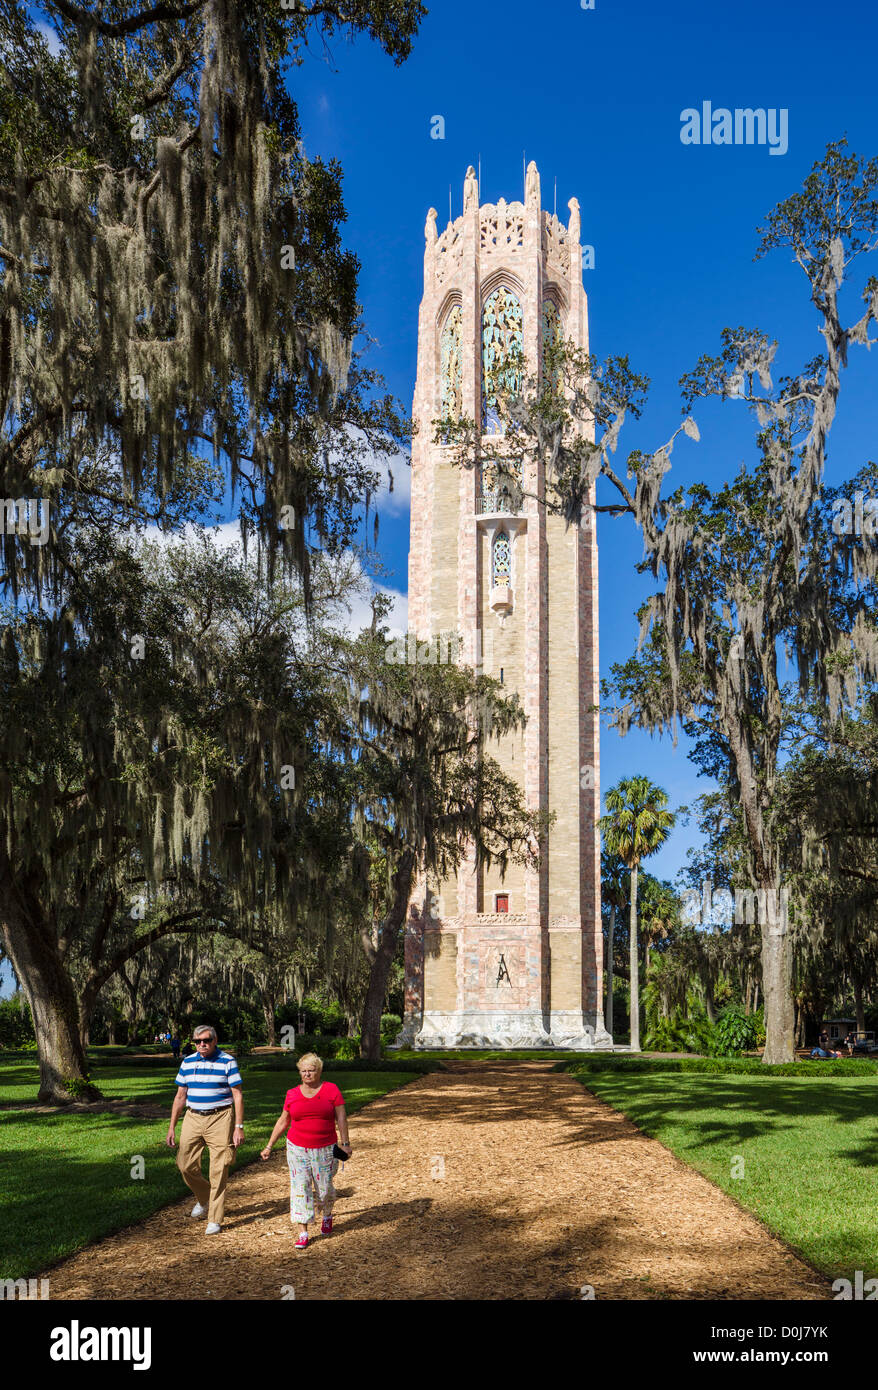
[
  {"left": 0, "top": 0, "right": 421, "bottom": 1098},
  {"left": 778, "top": 697, "right": 878, "bottom": 1036},
  {"left": 1, "top": 531, "right": 358, "bottom": 1099},
  {"left": 0, "top": 0, "right": 419, "bottom": 590}
]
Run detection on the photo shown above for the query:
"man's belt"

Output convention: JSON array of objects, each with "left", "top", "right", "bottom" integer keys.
[{"left": 188, "top": 1104, "right": 233, "bottom": 1115}]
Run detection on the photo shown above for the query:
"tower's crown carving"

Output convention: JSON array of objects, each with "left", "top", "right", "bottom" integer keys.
[{"left": 426, "top": 161, "right": 581, "bottom": 287}]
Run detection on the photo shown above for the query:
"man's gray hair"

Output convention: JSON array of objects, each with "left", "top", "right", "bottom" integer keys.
[{"left": 193, "top": 1024, "right": 217, "bottom": 1041}]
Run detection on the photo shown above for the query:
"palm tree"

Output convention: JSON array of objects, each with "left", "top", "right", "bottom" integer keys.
[
  {"left": 640, "top": 877, "right": 680, "bottom": 979},
  {"left": 602, "top": 777, "right": 676, "bottom": 1051},
  {"left": 601, "top": 851, "right": 629, "bottom": 1037}
]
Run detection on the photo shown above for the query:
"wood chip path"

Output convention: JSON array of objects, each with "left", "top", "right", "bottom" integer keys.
[{"left": 44, "top": 1061, "right": 828, "bottom": 1300}]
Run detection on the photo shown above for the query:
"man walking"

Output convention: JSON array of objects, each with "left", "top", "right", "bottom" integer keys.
[{"left": 166, "top": 1025, "right": 244, "bottom": 1234}]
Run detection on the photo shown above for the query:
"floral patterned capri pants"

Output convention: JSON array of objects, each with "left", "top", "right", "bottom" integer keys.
[{"left": 286, "top": 1140, "right": 339, "bottom": 1224}]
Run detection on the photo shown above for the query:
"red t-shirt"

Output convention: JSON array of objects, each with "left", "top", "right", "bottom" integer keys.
[{"left": 283, "top": 1081, "right": 345, "bottom": 1148}]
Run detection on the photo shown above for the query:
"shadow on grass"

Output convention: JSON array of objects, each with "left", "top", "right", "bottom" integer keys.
[
  {"left": 563, "top": 1070, "right": 878, "bottom": 1162},
  {"left": 0, "top": 1071, "right": 421, "bottom": 1280}
]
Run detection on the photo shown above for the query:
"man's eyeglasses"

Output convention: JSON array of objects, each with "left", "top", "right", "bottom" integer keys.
[{"left": 192, "top": 1038, "right": 213, "bottom": 1045}]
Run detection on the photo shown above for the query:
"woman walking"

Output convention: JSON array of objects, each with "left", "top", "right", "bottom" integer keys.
[{"left": 261, "top": 1052, "right": 352, "bottom": 1249}]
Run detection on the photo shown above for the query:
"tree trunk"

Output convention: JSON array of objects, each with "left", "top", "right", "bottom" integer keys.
[
  {"left": 760, "top": 889, "right": 795, "bottom": 1063},
  {"left": 361, "top": 850, "right": 414, "bottom": 1061},
  {"left": 854, "top": 975, "right": 865, "bottom": 1034},
  {"left": 704, "top": 988, "right": 716, "bottom": 1025},
  {"left": 606, "top": 905, "right": 615, "bottom": 1036},
  {"left": 0, "top": 906, "right": 101, "bottom": 1102},
  {"left": 108, "top": 1018, "right": 118, "bottom": 1045},
  {"left": 79, "top": 978, "right": 101, "bottom": 1049},
  {"left": 260, "top": 990, "right": 277, "bottom": 1046},
  {"left": 629, "top": 864, "right": 640, "bottom": 1051}
]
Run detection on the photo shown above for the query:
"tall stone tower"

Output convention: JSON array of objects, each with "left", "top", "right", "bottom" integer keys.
[{"left": 396, "top": 161, "right": 610, "bottom": 1050}]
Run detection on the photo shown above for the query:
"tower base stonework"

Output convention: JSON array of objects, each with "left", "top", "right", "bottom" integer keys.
[{"left": 391, "top": 911, "right": 613, "bottom": 1051}]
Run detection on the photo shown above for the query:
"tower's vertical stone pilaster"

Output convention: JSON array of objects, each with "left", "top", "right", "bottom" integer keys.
[{"left": 394, "top": 162, "right": 611, "bottom": 1052}]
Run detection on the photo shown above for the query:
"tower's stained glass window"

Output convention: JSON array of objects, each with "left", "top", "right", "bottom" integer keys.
[
  {"left": 492, "top": 531, "right": 511, "bottom": 587},
  {"left": 482, "top": 287, "right": 523, "bottom": 434},
  {"left": 440, "top": 304, "right": 463, "bottom": 421},
  {"left": 542, "top": 298, "right": 562, "bottom": 391}
]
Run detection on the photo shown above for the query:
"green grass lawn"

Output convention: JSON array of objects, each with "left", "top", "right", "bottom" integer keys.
[
  {"left": 0, "top": 1058, "right": 419, "bottom": 1280},
  {"left": 569, "top": 1061, "right": 878, "bottom": 1282}
]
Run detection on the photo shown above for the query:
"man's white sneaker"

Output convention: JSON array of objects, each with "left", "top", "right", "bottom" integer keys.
[
  {"left": 205, "top": 1223, "right": 221, "bottom": 1235},
  {"left": 190, "top": 1202, "right": 207, "bottom": 1219}
]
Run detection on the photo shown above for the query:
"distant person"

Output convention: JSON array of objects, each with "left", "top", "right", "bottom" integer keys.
[
  {"left": 165, "top": 1025, "right": 244, "bottom": 1235},
  {"left": 259, "top": 1052, "right": 351, "bottom": 1250},
  {"left": 171, "top": 1034, "right": 181, "bottom": 1061}
]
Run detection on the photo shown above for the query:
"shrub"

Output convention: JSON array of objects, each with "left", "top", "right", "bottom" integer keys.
[
  {"left": 380, "top": 1014, "right": 402, "bottom": 1042},
  {"left": 708, "top": 1003, "right": 762, "bottom": 1056},
  {"left": 277, "top": 998, "right": 348, "bottom": 1037},
  {"left": 643, "top": 1016, "right": 692, "bottom": 1052},
  {"left": 0, "top": 996, "right": 35, "bottom": 1048}
]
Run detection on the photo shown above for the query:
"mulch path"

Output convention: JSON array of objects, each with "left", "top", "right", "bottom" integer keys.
[{"left": 42, "top": 1061, "right": 828, "bottom": 1300}]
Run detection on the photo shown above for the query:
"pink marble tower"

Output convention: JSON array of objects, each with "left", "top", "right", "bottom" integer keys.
[{"left": 395, "top": 162, "right": 610, "bottom": 1050}]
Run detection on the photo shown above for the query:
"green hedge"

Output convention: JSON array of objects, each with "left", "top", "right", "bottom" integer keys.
[
  {"left": 243, "top": 1055, "right": 443, "bottom": 1075},
  {"left": 555, "top": 1054, "right": 878, "bottom": 1077}
]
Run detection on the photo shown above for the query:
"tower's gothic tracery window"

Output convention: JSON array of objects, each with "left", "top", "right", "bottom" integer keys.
[
  {"left": 440, "top": 304, "right": 463, "bottom": 421},
  {"left": 492, "top": 531, "right": 511, "bottom": 588},
  {"left": 481, "top": 287, "right": 523, "bottom": 435}
]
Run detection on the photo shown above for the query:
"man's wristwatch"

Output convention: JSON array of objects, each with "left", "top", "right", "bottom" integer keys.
[{"left": 234, "top": 1124, "right": 244, "bottom": 1130}]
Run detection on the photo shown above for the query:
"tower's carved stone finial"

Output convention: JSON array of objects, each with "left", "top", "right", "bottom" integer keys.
[
  {"left": 567, "top": 196, "right": 581, "bottom": 244},
  {"left": 425, "top": 207, "right": 438, "bottom": 244},
  {"left": 525, "top": 159, "right": 540, "bottom": 209},
  {"left": 463, "top": 165, "right": 478, "bottom": 213}
]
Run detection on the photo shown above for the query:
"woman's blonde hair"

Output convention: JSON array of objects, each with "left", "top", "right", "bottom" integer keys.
[{"left": 297, "top": 1052, "right": 323, "bottom": 1077}]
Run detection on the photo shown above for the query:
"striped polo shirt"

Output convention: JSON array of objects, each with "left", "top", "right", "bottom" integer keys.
[{"left": 175, "top": 1049, "right": 243, "bottom": 1111}]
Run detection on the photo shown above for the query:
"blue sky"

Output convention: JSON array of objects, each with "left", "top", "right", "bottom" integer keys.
[
  {"left": 283, "top": 0, "right": 878, "bottom": 884},
  {"left": 3, "top": 0, "right": 876, "bottom": 999}
]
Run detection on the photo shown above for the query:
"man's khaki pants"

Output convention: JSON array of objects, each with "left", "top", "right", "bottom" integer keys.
[{"left": 177, "top": 1107, "right": 236, "bottom": 1226}]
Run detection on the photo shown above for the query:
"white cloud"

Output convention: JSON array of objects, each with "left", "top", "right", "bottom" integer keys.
[
  {"left": 373, "top": 445, "right": 411, "bottom": 517},
  {"left": 139, "top": 519, "right": 242, "bottom": 552},
  {"left": 35, "top": 20, "right": 62, "bottom": 55},
  {"left": 335, "top": 580, "right": 408, "bottom": 640}
]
